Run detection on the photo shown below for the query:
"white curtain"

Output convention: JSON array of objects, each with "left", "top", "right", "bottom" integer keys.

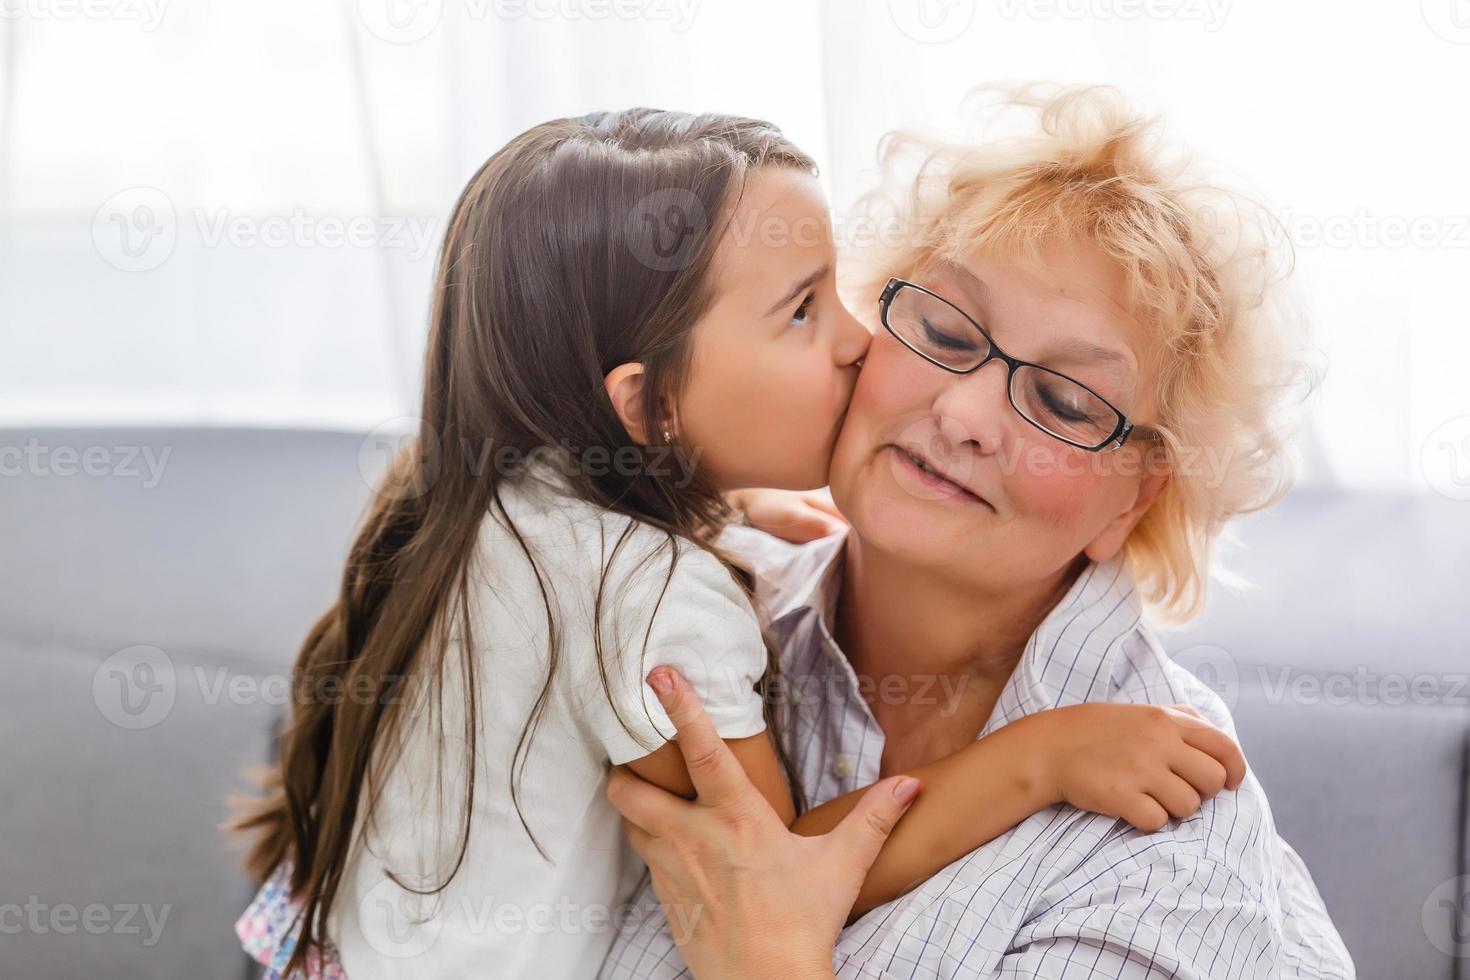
[{"left": 3, "top": 0, "right": 1465, "bottom": 493}]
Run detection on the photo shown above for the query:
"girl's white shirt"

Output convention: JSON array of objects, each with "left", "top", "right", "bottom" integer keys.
[{"left": 328, "top": 462, "right": 768, "bottom": 979}]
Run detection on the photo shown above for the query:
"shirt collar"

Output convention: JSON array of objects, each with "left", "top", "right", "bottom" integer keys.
[{"left": 743, "top": 527, "right": 1143, "bottom": 721}]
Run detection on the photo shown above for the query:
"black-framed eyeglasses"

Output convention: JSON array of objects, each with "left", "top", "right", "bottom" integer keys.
[{"left": 878, "top": 277, "right": 1137, "bottom": 453}]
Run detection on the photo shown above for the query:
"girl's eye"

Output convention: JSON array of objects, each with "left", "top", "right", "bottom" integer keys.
[{"left": 790, "top": 293, "right": 816, "bottom": 328}]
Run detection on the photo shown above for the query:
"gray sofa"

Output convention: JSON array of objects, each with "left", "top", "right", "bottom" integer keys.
[{"left": 2, "top": 426, "right": 1466, "bottom": 979}]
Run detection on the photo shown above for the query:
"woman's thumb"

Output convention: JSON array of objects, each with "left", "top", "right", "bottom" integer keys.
[{"left": 830, "top": 777, "right": 920, "bottom": 871}]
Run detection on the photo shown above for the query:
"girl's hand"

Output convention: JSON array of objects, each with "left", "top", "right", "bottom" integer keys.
[
  {"left": 606, "top": 668, "right": 921, "bottom": 980},
  {"left": 1026, "top": 703, "right": 1247, "bottom": 832},
  {"left": 728, "top": 488, "right": 847, "bottom": 544}
]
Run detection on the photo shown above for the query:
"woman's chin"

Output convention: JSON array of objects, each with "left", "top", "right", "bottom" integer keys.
[{"left": 845, "top": 480, "right": 963, "bottom": 560}]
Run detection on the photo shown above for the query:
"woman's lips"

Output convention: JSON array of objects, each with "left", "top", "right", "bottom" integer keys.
[{"left": 887, "top": 445, "right": 993, "bottom": 510}]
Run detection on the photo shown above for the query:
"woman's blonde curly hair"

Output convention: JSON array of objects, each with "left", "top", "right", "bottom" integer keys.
[{"left": 846, "top": 84, "right": 1314, "bottom": 621}]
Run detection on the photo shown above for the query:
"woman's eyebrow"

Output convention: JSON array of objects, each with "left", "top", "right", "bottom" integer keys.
[
  {"left": 929, "top": 262, "right": 989, "bottom": 313},
  {"left": 1044, "top": 336, "right": 1131, "bottom": 369},
  {"left": 764, "top": 264, "right": 829, "bottom": 316}
]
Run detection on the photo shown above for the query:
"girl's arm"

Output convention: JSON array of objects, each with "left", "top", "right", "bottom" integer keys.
[
  {"left": 623, "top": 730, "right": 796, "bottom": 825},
  {"left": 625, "top": 698, "right": 1245, "bottom": 923},
  {"left": 793, "top": 702, "right": 1247, "bottom": 920}
]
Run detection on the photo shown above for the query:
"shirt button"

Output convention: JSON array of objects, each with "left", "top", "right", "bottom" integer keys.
[{"left": 831, "top": 755, "right": 852, "bottom": 779}]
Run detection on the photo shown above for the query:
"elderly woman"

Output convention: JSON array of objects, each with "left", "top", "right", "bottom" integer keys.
[{"left": 600, "top": 88, "right": 1353, "bottom": 978}]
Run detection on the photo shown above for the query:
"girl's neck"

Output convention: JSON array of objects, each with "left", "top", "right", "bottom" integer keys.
[{"left": 834, "top": 533, "right": 1082, "bottom": 757}]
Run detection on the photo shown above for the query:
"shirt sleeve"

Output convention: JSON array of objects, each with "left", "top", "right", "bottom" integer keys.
[{"left": 581, "top": 537, "right": 768, "bottom": 766}]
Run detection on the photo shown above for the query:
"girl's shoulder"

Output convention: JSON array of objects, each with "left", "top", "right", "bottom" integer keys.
[{"left": 483, "top": 464, "right": 755, "bottom": 621}]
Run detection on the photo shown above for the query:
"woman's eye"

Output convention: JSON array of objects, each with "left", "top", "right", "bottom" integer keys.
[
  {"left": 1039, "top": 383, "right": 1100, "bottom": 423},
  {"left": 920, "top": 316, "right": 976, "bottom": 352},
  {"left": 789, "top": 293, "right": 816, "bottom": 327}
]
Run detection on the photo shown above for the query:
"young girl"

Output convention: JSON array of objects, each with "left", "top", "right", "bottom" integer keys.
[{"left": 233, "top": 108, "right": 1245, "bottom": 979}]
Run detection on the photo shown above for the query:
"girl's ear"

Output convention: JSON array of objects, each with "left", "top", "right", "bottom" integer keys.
[{"left": 604, "top": 362, "right": 652, "bottom": 445}]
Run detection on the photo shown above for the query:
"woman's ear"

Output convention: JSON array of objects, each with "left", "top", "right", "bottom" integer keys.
[
  {"left": 604, "top": 362, "right": 651, "bottom": 445},
  {"left": 1084, "top": 469, "right": 1169, "bottom": 564}
]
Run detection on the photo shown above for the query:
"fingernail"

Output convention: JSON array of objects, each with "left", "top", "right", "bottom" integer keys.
[
  {"left": 891, "top": 777, "right": 919, "bottom": 805},
  {"left": 647, "top": 669, "right": 674, "bottom": 696}
]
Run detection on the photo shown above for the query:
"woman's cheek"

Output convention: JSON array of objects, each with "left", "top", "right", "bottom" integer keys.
[{"left": 1005, "top": 442, "right": 1112, "bottom": 528}]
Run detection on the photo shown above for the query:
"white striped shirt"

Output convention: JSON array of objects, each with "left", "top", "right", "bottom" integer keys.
[{"left": 600, "top": 528, "right": 1354, "bottom": 979}]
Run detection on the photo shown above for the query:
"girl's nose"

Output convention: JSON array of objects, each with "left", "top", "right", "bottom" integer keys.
[{"left": 833, "top": 308, "right": 872, "bottom": 367}]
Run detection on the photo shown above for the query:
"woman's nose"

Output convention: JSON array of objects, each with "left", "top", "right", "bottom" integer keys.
[{"left": 931, "top": 361, "right": 1012, "bottom": 456}]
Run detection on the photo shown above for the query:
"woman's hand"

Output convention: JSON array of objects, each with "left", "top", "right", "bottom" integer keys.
[
  {"left": 606, "top": 667, "right": 920, "bottom": 980},
  {"left": 728, "top": 488, "right": 847, "bottom": 544},
  {"left": 1023, "top": 703, "right": 1247, "bottom": 832}
]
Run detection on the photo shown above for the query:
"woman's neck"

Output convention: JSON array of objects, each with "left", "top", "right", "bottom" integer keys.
[{"left": 834, "top": 533, "right": 1082, "bottom": 770}]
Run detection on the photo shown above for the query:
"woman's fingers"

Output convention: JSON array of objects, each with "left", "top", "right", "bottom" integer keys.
[
  {"left": 619, "top": 816, "right": 658, "bottom": 861},
  {"left": 606, "top": 765, "right": 681, "bottom": 837},
  {"left": 646, "top": 667, "right": 754, "bottom": 807},
  {"left": 824, "top": 777, "right": 920, "bottom": 873}
]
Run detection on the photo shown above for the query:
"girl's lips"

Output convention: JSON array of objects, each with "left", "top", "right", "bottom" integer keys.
[{"left": 887, "top": 445, "right": 993, "bottom": 510}]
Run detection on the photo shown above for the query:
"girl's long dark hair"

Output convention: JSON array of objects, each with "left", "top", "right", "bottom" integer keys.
[{"left": 229, "top": 109, "right": 814, "bottom": 976}]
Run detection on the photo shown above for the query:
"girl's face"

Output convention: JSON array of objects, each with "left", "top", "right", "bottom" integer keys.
[
  {"left": 675, "top": 169, "right": 872, "bottom": 491},
  {"left": 828, "top": 241, "right": 1169, "bottom": 592}
]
